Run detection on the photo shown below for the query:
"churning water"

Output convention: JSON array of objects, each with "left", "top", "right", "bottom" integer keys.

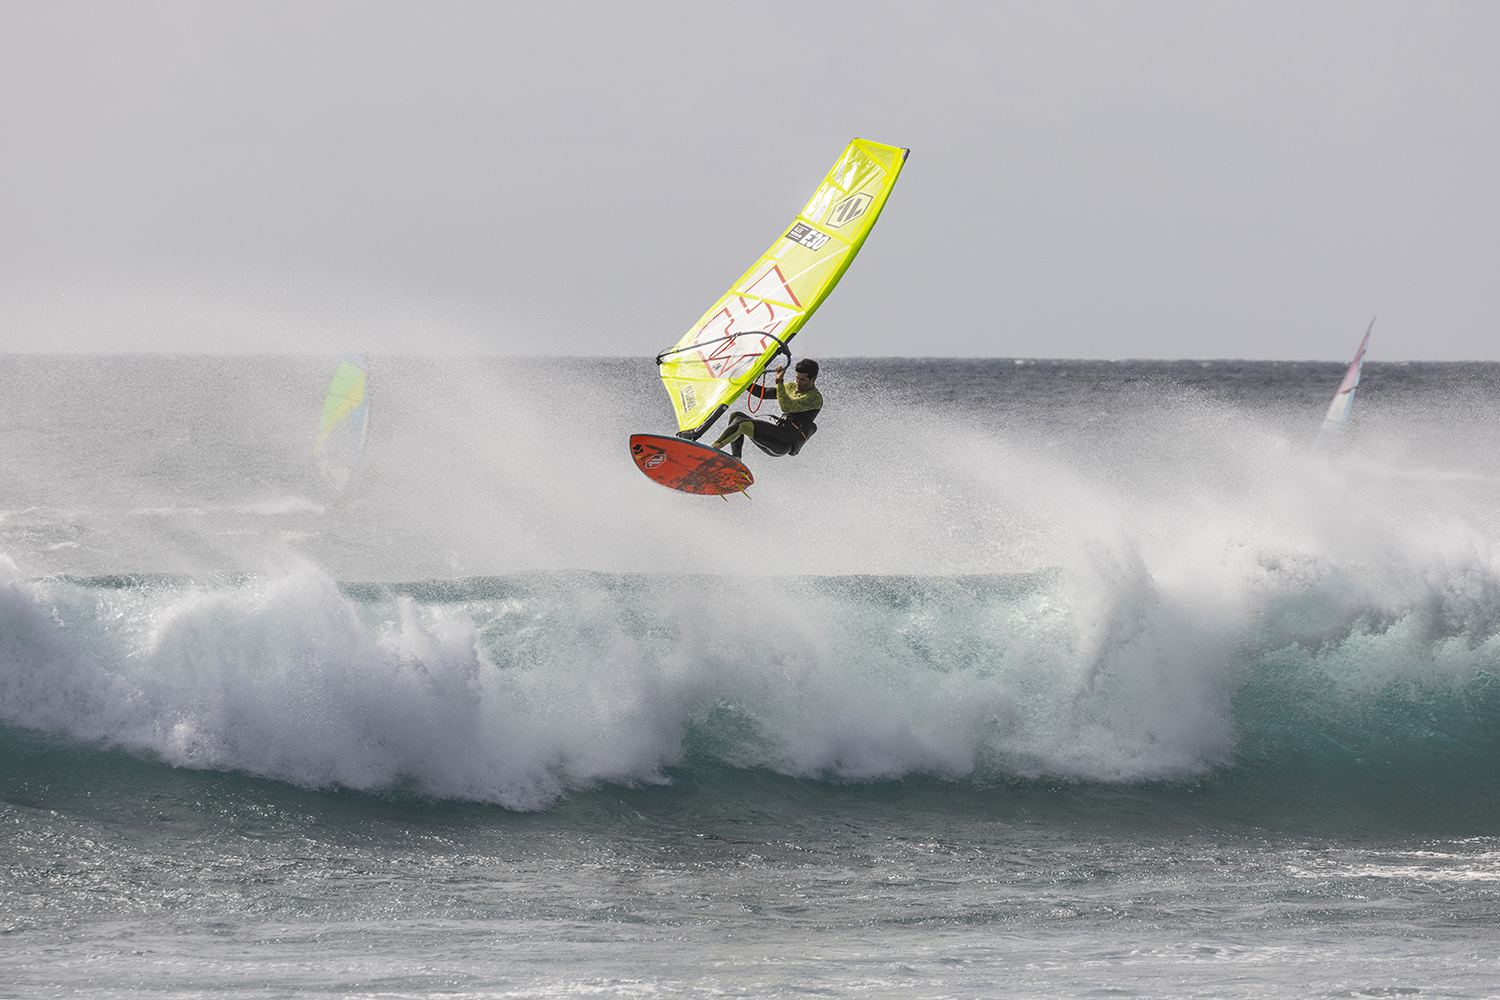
[{"left": 3, "top": 355, "right": 1499, "bottom": 997}]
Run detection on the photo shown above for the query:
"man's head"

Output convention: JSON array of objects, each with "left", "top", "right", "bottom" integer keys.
[{"left": 794, "top": 358, "right": 818, "bottom": 391}]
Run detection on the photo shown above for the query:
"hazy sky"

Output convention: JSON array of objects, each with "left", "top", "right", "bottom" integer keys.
[{"left": 1, "top": 1, "right": 1496, "bottom": 359}]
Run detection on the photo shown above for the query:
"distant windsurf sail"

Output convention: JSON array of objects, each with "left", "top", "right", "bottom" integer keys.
[
  {"left": 315, "top": 356, "right": 369, "bottom": 489},
  {"left": 1313, "top": 319, "right": 1374, "bottom": 450},
  {"left": 657, "top": 138, "right": 908, "bottom": 439}
]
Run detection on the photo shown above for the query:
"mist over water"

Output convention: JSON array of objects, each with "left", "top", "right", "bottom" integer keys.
[
  {"left": 4, "top": 356, "right": 1500, "bottom": 997},
  {"left": 2, "top": 356, "right": 1499, "bottom": 812}
]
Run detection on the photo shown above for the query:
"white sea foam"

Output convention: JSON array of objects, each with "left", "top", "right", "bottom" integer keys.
[
  {"left": 225, "top": 496, "right": 326, "bottom": 516},
  {"left": 4, "top": 502, "right": 1499, "bottom": 810},
  {"left": 0, "top": 555, "right": 1220, "bottom": 805}
]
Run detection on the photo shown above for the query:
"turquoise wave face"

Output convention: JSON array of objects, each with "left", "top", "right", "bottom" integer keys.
[
  {"left": 1217, "top": 647, "right": 1500, "bottom": 830},
  {"left": 4, "top": 560, "right": 1499, "bottom": 831}
]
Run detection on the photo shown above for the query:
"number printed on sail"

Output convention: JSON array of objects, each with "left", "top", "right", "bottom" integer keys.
[{"left": 786, "top": 222, "right": 830, "bottom": 251}]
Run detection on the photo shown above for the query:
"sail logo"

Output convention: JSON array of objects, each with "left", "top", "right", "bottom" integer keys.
[
  {"left": 691, "top": 266, "right": 800, "bottom": 379},
  {"left": 827, "top": 192, "right": 872, "bottom": 228},
  {"left": 680, "top": 384, "right": 697, "bottom": 411},
  {"left": 786, "top": 222, "right": 830, "bottom": 251},
  {"left": 697, "top": 322, "right": 776, "bottom": 380}
]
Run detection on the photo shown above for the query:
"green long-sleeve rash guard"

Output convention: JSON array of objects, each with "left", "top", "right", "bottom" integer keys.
[{"left": 748, "top": 380, "right": 822, "bottom": 431}]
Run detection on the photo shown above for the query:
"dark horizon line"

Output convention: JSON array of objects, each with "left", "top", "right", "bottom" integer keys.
[{"left": 0, "top": 350, "right": 1490, "bottom": 365}]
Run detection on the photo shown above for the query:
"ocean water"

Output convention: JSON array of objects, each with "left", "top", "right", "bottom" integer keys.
[{"left": 3, "top": 355, "right": 1499, "bottom": 998}]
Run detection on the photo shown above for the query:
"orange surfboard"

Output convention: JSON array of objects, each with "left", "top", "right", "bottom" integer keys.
[{"left": 629, "top": 434, "right": 754, "bottom": 496}]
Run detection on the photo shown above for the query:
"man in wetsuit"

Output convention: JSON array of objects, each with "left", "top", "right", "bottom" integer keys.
[{"left": 710, "top": 358, "right": 822, "bottom": 459}]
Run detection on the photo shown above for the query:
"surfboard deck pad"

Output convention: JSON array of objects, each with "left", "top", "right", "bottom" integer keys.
[{"left": 630, "top": 434, "right": 753, "bottom": 495}]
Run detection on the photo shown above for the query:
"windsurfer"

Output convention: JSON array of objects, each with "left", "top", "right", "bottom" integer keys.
[{"left": 711, "top": 358, "right": 822, "bottom": 458}]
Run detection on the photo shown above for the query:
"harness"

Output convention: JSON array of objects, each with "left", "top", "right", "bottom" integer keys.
[{"left": 775, "top": 412, "right": 819, "bottom": 455}]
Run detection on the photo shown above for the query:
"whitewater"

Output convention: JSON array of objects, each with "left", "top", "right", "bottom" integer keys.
[{"left": 3, "top": 355, "right": 1499, "bottom": 997}]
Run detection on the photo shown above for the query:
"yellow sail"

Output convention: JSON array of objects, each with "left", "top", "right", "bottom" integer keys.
[{"left": 657, "top": 138, "right": 908, "bottom": 438}]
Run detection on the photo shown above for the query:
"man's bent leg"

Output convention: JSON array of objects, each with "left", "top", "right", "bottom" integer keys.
[{"left": 711, "top": 412, "right": 756, "bottom": 456}]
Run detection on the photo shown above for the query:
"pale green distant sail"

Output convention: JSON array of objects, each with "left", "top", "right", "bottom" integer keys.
[
  {"left": 314, "top": 356, "right": 368, "bottom": 489},
  {"left": 657, "top": 138, "right": 908, "bottom": 439}
]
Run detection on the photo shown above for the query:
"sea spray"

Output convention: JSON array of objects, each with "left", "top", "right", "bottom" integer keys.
[{"left": 3, "top": 357, "right": 1500, "bottom": 817}]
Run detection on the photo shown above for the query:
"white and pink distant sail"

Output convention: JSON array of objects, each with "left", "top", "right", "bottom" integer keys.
[{"left": 1313, "top": 318, "right": 1374, "bottom": 450}]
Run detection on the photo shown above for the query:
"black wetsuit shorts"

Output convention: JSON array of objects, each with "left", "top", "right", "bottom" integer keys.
[{"left": 724, "top": 411, "right": 801, "bottom": 457}]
